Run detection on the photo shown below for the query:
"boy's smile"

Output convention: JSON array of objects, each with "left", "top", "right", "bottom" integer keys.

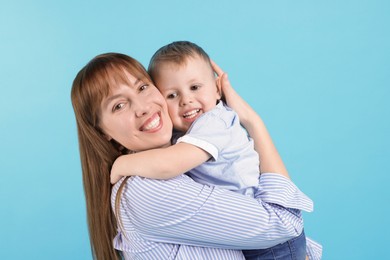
[{"left": 182, "top": 108, "right": 201, "bottom": 120}]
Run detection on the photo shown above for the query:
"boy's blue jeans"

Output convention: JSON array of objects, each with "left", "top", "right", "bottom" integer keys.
[{"left": 242, "top": 230, "right": 306, "bottom": 260}]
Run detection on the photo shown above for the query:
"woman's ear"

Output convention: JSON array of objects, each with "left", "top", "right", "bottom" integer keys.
[
  {"left": 99, "top": 129, "right": 112, "bottom": 141},
  {"left": 97, "top": 125, "right": 112, "bottom": 141}
]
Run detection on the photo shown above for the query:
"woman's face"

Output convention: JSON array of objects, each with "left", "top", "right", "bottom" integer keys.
[{"left": 99, "top": 72, "right": 173, "bottom": 152}]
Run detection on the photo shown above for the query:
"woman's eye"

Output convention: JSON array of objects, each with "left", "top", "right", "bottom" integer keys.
[
  {"left": 113, "top": 103, "right": 125, "bottom": 111},
  {"left": 139, "top": 84, "right": 148, "bottom": 91},
  {"left": 167, "top": 93, "right": 177, "bottom": 99}
]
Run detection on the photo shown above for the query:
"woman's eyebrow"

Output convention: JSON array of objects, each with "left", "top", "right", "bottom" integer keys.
[
  {"left": 134, "top": 78, "right": 141, "bottom": 86},
  {"left": 102, "top": 78, "right": 141, "bottom": 108},
  {"left": 103, "top": 94, "right": 123, "bottom": 108}
]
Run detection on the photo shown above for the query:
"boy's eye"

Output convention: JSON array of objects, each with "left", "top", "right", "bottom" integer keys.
[
  {"left": 190, "top": 85, "right": 200, "bottom": 91},
  {"left": 167, "top": 93, "right": 177, "bottom": 99}
]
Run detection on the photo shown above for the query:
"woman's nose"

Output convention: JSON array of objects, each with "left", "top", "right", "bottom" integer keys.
[
  {"left": 135, "top": 110, "right": 148, "bottom": 117},
  {"left": 134, "top": 101, "right": 151, "bottom": 118}
]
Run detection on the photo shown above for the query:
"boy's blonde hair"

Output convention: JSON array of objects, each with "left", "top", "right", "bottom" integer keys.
[{"left": 148, "top": 41, "right": 214, "bottom": 80}]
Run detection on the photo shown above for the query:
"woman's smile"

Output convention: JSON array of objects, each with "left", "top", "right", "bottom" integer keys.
[{"left": 140, "top": 112, "right": 163, "bottom": 132}]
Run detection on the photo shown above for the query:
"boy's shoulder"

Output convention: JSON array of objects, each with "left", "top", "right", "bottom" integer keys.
[
  {"left": 189, "top": 101, "right": 239, "bottom": 132},
  {"left": 205, "top": 101, "right": 238, "bottom": 126}
]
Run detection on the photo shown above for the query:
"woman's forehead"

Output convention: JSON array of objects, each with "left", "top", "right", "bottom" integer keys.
[
  {"left": 105, "top": 71, "right": 151, "bottom": 98},
  {"left": 118, "top": 71, "right": 139, "bottom": 86},
  {"left": 106, "top": 70, "right": 144, "bottom": 91}
]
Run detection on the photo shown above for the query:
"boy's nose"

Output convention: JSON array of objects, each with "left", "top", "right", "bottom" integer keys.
[{"left": 180, "top": 96, "right": 193, "bottom": 106}]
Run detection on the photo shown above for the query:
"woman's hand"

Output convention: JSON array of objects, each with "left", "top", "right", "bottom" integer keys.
[
  {"left": 211, "top": 60, "right": 289, "bottom": 178},
  {"left": 211, "top": 60, "right": 257, "bottom": 127}
]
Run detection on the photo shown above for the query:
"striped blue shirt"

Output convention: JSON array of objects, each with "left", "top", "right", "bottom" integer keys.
[{"left": 111, "top": 173, "right": 322, "bottom": 259}]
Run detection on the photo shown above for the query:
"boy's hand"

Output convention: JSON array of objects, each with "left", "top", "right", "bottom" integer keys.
[{"left": 110, "top": 156, "right": 124, "bottom": 184}]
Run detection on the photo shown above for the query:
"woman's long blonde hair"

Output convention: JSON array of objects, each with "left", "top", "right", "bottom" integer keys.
[{"left": 71, "top": 53, "right": 152, "bottom": 260}]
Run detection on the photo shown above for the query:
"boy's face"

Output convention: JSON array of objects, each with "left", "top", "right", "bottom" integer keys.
[{"left": 154, "top": 56, "right": 221, "bottom": 132}]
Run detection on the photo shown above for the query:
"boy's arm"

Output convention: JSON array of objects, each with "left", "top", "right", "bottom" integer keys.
[{"left": 110, "top": 142, "right": 211, "bottom": 184}]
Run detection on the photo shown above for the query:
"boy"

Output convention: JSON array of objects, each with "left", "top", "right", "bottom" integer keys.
[
  {"left": 147, "top": 41, "right": 260, "bottom": 197},
  {"left": 111, "top": 41, "right": 318, "bottom": 259}
]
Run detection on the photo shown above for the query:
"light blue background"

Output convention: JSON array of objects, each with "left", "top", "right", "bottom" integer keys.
[{"left": 1, "top": 1, "right": 389, "bottom": 259}]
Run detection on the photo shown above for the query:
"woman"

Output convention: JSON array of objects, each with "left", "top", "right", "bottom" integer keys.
[{"left": 71, "top": 53, "right": 315, "bottom": 259}]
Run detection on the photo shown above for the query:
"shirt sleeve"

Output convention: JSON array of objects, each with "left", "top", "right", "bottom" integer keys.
[
  {"left": 117, "top": 173, "right": 309, "bottom": 250},
  {"left": 306, "top": 237, "right": 323, "bottom": 260},
  {"left": 257, "top": 174, "right": 322, "bottom": 259},
  {"left": 177, "top": 112, "right": 234, "bottom": 161},
  {"left": 257, "top": 173, "right": 314, "bottom": 212}
]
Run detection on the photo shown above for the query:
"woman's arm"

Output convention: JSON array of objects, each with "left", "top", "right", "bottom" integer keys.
[
  {"left": 212, "top": 60, "right": 289, "bottom": 179},
  {"left": 113, "top": 173, "right": 309, "bottom": 249},
  {"left": 110, "top": 143, "right": 211, "bottom": 183}
]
